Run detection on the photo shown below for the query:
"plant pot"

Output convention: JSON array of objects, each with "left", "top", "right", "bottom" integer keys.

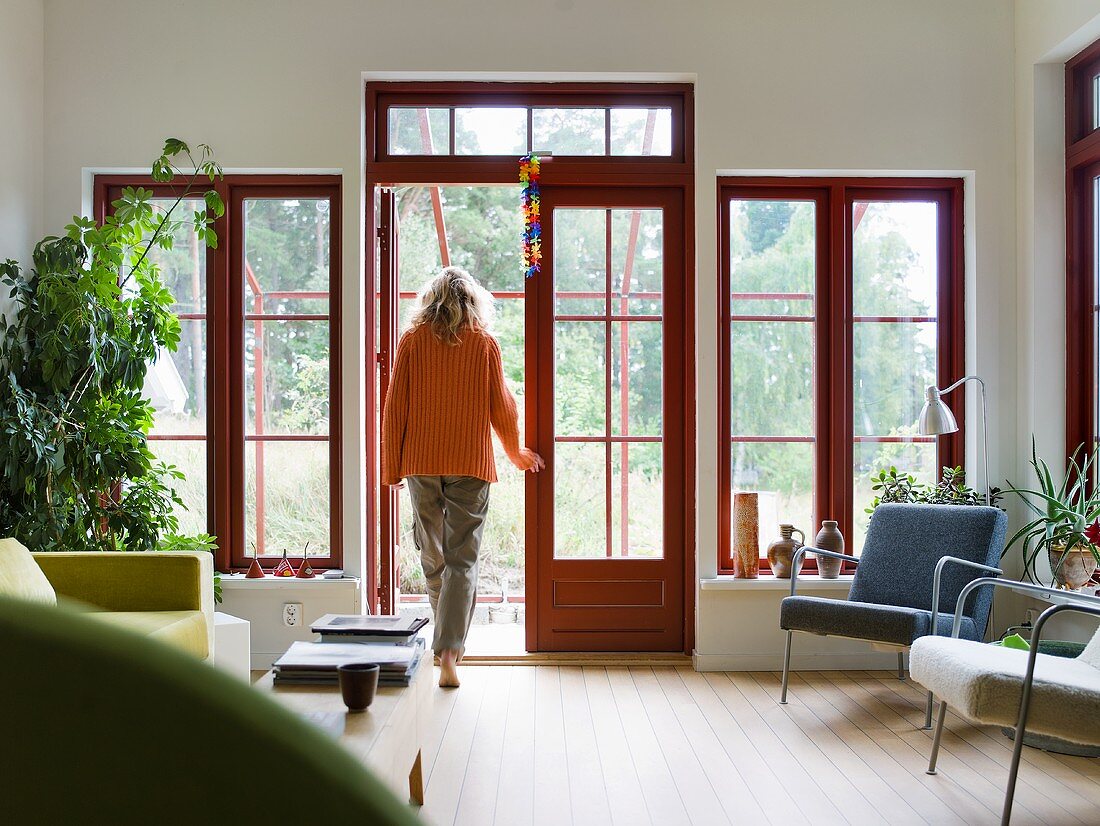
[
  {"left": 767, "top": 524, "right": 805, "bottom": 579},
  {"left": 1048, "top": 544, "right": 1098, "bottom": 590}
]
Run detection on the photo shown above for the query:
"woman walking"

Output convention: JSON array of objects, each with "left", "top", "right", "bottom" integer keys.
[{"left": 381, "top": 266, "right": 543, "bottom": 687}]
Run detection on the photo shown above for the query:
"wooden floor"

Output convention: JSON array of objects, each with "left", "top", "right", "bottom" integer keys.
[{"left": 417, "top": 666, "right": 1100, "bottom": 826}]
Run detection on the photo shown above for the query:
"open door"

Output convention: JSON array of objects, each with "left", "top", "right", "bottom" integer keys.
[{"left": 377, "top": 189, "right": 400, "bottom": 615}]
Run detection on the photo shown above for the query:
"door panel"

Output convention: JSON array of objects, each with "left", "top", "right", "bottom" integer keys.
[
  {"left": 528, "top": 187, "right": 685, "bottom": 651},
  {"left": 378, "top": 189, "right": 400, "bottom": 614}
]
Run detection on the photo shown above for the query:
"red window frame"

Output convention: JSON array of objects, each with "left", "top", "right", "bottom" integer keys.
[
  {"left": 94, "top": 174, "right": 343, "bottom": 572},
  {"left": 717, "top": 177, "right": 964, "bottom": 575},
  {"left": 1066, "top": 38, "right": 1100, "bottom": 462}
]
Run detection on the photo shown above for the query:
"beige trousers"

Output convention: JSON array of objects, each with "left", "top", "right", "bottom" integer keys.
[{"left": 406, "top": 475, "right": 491, "bottom": 654}]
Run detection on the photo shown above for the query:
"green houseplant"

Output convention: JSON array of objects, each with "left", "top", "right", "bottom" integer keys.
[
  {"left": 865, "top": 465, "right": 1001, "bottom": 513},
  {"left": 1004, "top": 440, "right": 1100, "bottom": 590},
  {"left": 0, "top": 139, "right": 222, "bottom": 568}
]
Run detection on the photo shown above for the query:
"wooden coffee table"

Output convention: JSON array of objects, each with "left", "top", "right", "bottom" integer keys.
[{"left": 255, "top": 653, "right": 432, "bottom": 806}]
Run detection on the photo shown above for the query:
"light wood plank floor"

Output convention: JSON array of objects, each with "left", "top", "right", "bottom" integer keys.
[{"left": 417, "top": 666, "right": 1100, "bottom": 826}]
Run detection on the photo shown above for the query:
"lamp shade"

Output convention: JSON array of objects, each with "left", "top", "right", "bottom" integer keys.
[{"left": 917, "top": 384, "right": 959, "bottom": 436}]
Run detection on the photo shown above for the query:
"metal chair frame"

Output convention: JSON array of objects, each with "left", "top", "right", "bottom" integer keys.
[{"left": 923, "top": 577, "right": 1100, "bottom": 825}]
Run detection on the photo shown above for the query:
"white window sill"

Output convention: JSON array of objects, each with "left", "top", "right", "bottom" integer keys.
[
  {"left": 700, "top": 574, "right": 855, "bottom": 591},
  {"left": 220, "top": 574, "right": 360, "bottom": 591}
]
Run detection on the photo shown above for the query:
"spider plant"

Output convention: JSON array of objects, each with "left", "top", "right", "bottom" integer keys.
[{"left": 1004, "top": 439, "right": 1100, "bottom": 585}]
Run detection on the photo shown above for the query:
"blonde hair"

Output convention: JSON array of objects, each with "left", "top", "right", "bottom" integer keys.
[{"left": 409, "top": 266, "right": 495, "bottom": 344}]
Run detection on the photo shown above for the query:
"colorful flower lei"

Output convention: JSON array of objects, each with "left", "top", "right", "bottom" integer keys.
[{"left": 520, "top": 154, "right": 541, "bottom": 278}]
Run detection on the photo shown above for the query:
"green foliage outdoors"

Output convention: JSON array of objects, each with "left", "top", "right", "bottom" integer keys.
[{"left": 0, "top": 139, "right": 222, "bottom": 559}]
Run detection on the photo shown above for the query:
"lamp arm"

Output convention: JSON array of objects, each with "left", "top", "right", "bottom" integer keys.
[{"left": 936, "top": 375, "right": 989, "bottom": 506}]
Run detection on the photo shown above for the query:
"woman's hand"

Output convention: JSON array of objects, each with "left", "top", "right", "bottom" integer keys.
[{"left": 516, "top": 448, "right": 545, "bottom": 473}]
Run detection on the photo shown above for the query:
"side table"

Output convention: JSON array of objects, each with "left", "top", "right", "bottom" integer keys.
[{"left": 213, "top": 611, "right": 251, "bottom": 681}]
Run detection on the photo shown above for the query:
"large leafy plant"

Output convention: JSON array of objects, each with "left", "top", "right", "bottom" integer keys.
[
  {"left": 0, "top": 139, "right": 222, "bottom": 554},
  {"left": 1005, "top": 439, "right": 1100, "bottom": 584}
]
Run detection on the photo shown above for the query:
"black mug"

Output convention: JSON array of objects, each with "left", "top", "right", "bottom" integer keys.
[{"left": 338, "top": 662, "right": 380, "bottom": 712}]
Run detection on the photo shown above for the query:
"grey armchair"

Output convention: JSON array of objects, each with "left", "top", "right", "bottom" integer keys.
[{"left": 778, "top": 503, "right": 1008, "bottom": 726}]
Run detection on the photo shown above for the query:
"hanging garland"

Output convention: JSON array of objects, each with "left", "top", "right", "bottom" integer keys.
[{"left": 520, "top": 153, "right": 541, "bottom": 278}]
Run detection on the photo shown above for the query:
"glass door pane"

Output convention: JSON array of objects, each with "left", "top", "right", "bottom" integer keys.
[{"left": 552, "top": 207, "right": 664, "bottom": 558}]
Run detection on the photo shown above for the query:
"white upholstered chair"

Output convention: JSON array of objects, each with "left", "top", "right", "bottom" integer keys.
[{"left": 910, "top": 577, "right": 1100, "bottom": 825}]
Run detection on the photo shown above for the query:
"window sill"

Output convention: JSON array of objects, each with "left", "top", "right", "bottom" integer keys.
[
  {"left": 700, "top": 574, "right": 855, "bottom": 591},
  {"left": 220, "top": 574, "right": 360, "bottom": 591}
]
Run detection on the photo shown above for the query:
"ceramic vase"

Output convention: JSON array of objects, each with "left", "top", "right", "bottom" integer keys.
[
  {"left": 767, "top": 524, "right": 805, "bottom": 579},
  {"left": 732, "top": 492, "right": 760, "bottom": 579},
  {"left": 813, "top": 520, "right": 845, "bottom": 579}
]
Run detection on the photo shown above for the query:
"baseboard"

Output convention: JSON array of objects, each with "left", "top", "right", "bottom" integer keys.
[{"left": 691, "top": 651, "right": 899, "bottom": 671}]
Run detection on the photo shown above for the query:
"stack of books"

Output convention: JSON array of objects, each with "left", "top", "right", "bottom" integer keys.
[{"left": 272, "top": 615, "right": 430, "bottom": 687}]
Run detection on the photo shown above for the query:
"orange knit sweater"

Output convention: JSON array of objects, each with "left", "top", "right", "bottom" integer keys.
[{"left": 381, "top": 325, "right": 531, "bottom": 485}]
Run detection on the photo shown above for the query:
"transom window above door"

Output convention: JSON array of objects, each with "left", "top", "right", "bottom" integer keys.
[{"left": 367, "top": 83, "right": 690, "bottom": 164}]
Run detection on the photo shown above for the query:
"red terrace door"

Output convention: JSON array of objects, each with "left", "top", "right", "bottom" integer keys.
[{"left": 528, "top": 187, "right": 685, "bottom": 651}]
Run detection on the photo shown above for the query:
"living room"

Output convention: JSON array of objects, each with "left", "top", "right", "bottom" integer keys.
[{"left": 3, "top": 1, "right": 1100, "bottom": 823}]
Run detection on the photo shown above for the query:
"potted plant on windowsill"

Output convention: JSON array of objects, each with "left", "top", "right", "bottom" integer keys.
[
  {"left": 1004, "top": 439, "right": 1100, "bottom": 590},
  {"left": 866, "top": 465, "right": 1001, "bottom": 512}
]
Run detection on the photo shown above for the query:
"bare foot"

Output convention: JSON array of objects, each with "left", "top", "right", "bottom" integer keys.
[{"left": 438, "top": 649, "right": 461, "bottom": 688}]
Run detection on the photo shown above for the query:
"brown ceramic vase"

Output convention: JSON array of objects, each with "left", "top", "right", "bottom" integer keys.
[
  {"left": 767, "top": 524, "right": 805, "bottom": 579},
  {"left": 813, "top": 520, "right": 845, "bottom": 579}
]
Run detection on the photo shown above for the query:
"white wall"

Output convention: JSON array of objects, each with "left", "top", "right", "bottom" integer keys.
[
  {"left": 0, "top": 0, "right": 43, "bottom": 322},
  {"left": 1012, "top": 1, "right": 1100, "bottom": 643},
  {"left": 40, "top": 0, "right": 1019, "bottom": 665}
]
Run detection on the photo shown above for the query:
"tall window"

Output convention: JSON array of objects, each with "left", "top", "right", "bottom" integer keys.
[
  {"left": 1066, "top": 38, "right": 1100, "bottom": 462},
  {"left": 95, "top": 176, "right": 342, "bottom": 571},
  {"left": 718, "top": 178, "right": 963, "bottom": 574}
]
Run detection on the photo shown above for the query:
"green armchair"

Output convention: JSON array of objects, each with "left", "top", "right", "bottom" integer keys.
[{"left": 0, "top": 538, "right": 214, "bottom": 658}]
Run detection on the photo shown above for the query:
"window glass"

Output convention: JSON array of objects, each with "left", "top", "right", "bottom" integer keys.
[
  {"left": 388, "top": 108, "right": 450, "bottom": 155},
  {"left": 610, "top": 108, "right": 673, "bottom": 155},
  {"left": 532, "top": 108, "right": 605, "bottom": 155},
  {"left": 729, "top": 199, "right": 816, "bottom": 556},
  {"left": 851, "top": 201, "right": 941, "bottom": 552},
  {"left": 243, "top": 197, "right": 333, "bottom": 557},
  {"left": 454, "top": 107, "right": 527, "bottom": 155},
  {"left": 141, "top": 198, "right": 208, "bottom": 534}
]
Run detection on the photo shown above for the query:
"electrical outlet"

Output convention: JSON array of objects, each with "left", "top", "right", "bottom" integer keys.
[
  {"left": 1024, "top": 608, "right": 1037, "bottom": 625},
  {"left": 283, "top": 603, "right": 303, "bottom": 627}
]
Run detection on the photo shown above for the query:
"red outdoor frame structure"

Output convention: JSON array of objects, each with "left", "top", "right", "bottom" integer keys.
[
  {"left": 366, "top": 81, "right": 696, "bottom": 652},
  {"left": 717, "top": 177, "right": 965, "bottom": 575},
  {"left": 94, "top": 174, "right": 343, "bottom": 573},
  {"left": 1066, "top": 37, "right": 1100, "bottom": 463}
]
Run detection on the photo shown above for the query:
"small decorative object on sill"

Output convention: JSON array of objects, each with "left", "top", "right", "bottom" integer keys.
[
  {"left": 767, "top": 524, "right": 805, "bottom": 579},
  {"left": 732, "top": 492, "right": 760, "bottom": 579},
  {"left": 295, "top": 546, "right": 316, "bottom": 579},
  {"left": 273, "top": 550, "right": 295, "bottom": 577},
  {"left": 245, "top": 558, "right": 266, "bottom": 579},
  {"left": 813, "top": 520, "right": 845, "bottom": 579}
]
